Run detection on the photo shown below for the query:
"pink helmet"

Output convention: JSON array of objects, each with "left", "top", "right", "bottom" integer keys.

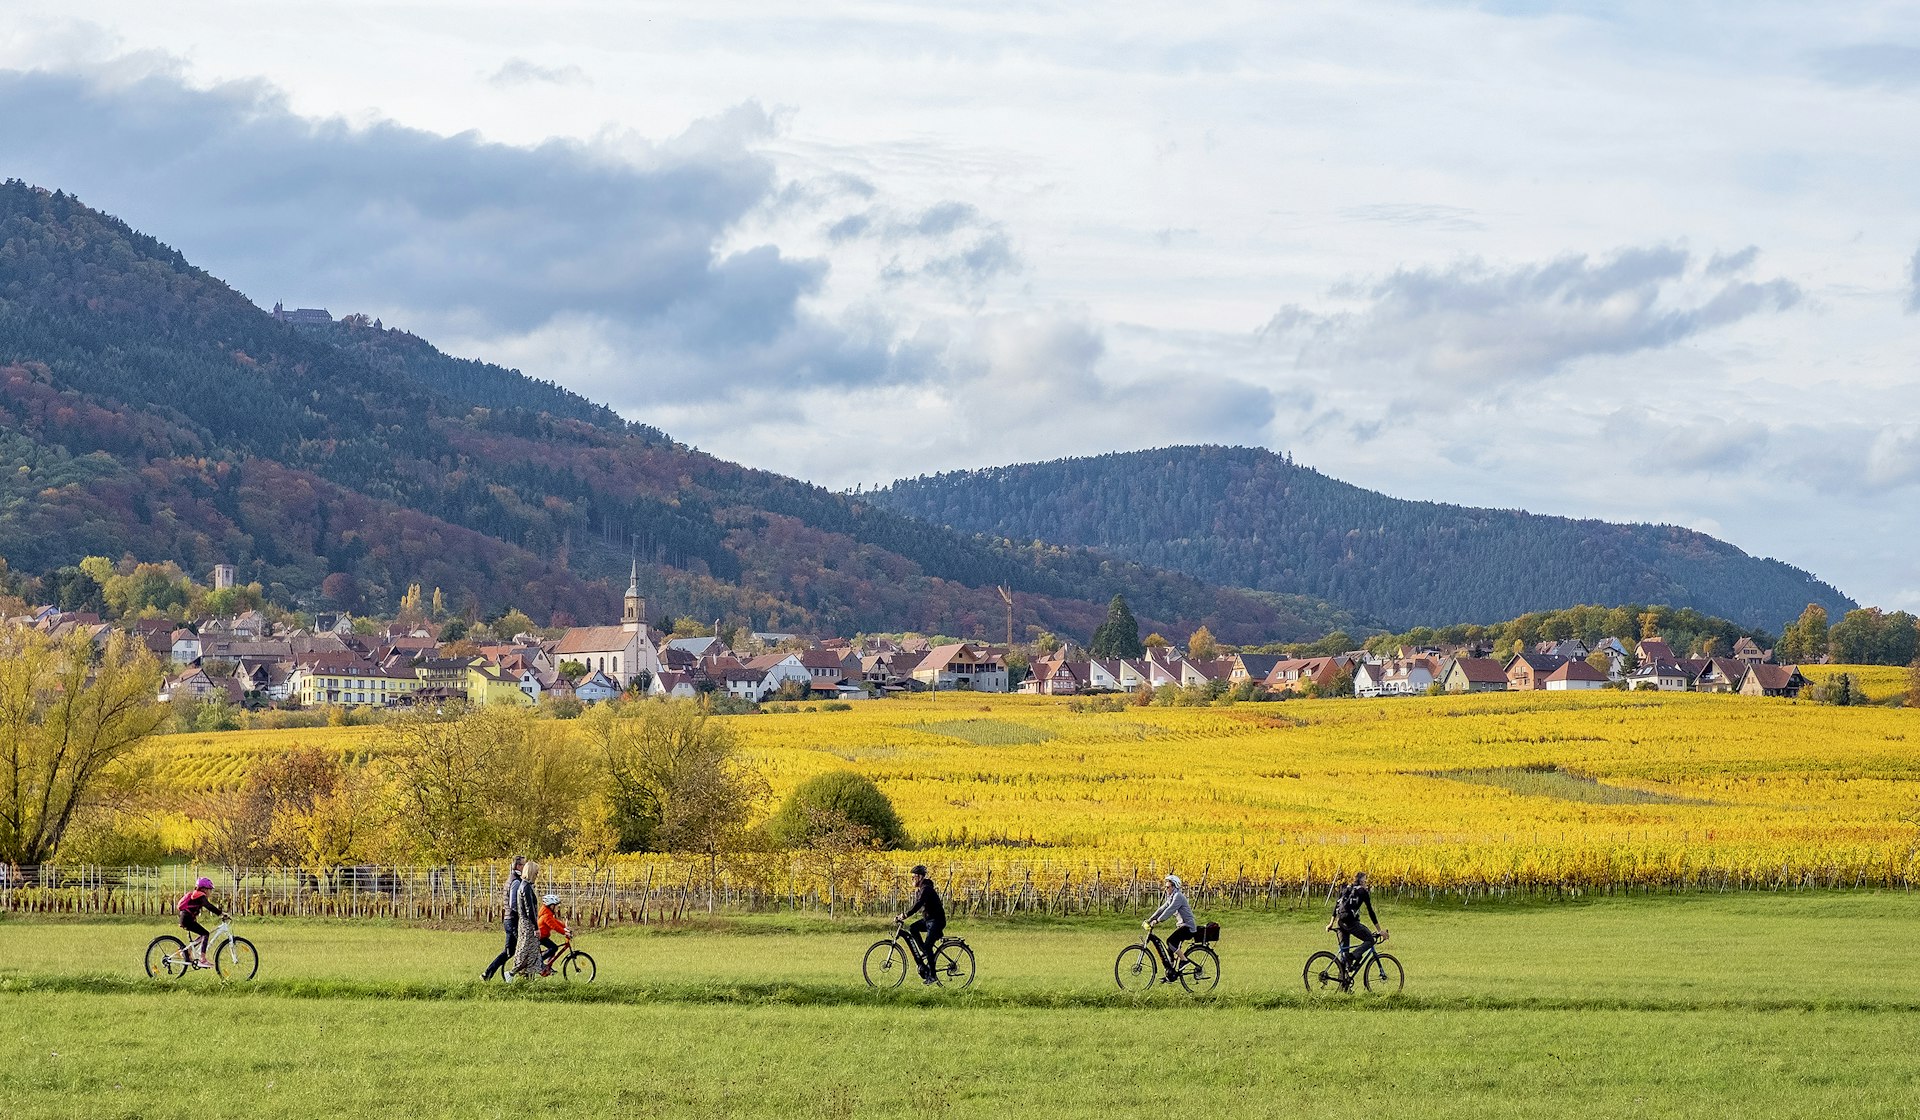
[{"left": 196, "top": 877, "right": 213, "bottom": 890}]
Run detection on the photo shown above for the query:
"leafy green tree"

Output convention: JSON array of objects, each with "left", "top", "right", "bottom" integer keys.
[
  {"left": 766, "top": 770, "right": 907, "bottom": 850},
  {"left": 1089, "top": 594, "right": 1144, "bottom": 658},
  {"left": 45, "top": 566, "right": 105, "bottom": 613},
  {"left": 1778, "top": 604, "right": 1831, "bottom": 663}
]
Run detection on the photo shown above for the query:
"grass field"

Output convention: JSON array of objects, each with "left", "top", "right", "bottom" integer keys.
[{"left": 4, "top": 894, "right": 1919, "bottom": 1117}]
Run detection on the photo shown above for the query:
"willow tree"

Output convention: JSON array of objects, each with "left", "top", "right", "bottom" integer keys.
[{"left": 0, "top": 628, "right": 166, "bottom": 865}]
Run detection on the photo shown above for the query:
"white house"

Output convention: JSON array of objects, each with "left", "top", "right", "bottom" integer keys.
[
  {"left": 1354, "top": 659, "right": 1434, "bottom": 698},
  {"left": 1626, "top": 661, "right": 1691, "bottom": 691},
  {"left": 746, "top": 653, "right": 813, "bottom": 695},
  {"left": 575, "top": 670, "right": 622, "bottom": 703},
  {"left": 170, "top": 628, "right": 202, "bottom": 664},
  {"left": 647, "top": 670, "right": 701, "bottom": 699}
]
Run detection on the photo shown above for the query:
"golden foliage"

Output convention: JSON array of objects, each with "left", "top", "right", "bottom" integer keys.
[{"left": 137, "top": 690, "right": 1920, "bottom": 889}]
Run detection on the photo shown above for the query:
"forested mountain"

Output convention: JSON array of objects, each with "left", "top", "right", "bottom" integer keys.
[
  {"left": 0, "top": 182, "right": 1354, "bottom": 643},
  {"left": 870, "top": 446, "right": 1854, "bottom": 632}
]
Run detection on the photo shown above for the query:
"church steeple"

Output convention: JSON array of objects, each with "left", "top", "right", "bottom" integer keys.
[{"left": 622, "top": 552, "right": 644, "bottom": 632}]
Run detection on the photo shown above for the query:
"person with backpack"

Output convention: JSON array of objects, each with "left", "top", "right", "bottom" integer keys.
[
  {"left": 897, "top": 864, "right": 946, "bottom": 984},
  {"left": 1328, "top": 872, "right": 1385, "bottom": 966},
  {"left": 1144, "top": 872, "right": 1198, "bottom": 972},
  {"left": 177, "top": 876, "right": 224, "bottom": 968},
  {"left": 482, "top": 856, "right": 526, "bottom": 981}
]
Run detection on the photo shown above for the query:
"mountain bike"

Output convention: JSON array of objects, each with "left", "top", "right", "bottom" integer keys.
[
  {"left": 145, "top": 916, "right": 259, "bottom": 980},
  {"left": 1303, "top": 929, "right": 1401, "bottom": 995},
  {"left": 862, "top": 917, "right": 976, "bottom": 988},
  {"left": 1115, "top": 924, "right": 1220, "bottom": 994}
]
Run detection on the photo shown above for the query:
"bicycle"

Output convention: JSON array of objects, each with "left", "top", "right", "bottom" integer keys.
[
  {"left": 862, "top": 917, "right": 976, "bottom": 989},
  {"left": 1302, "top": 929, "right": 1401, "bottom": 996},
  {"left": 539, "top": 933, "right": 597, "bottom": 983},
  {"left": 145, "top": 916, "right": 259, "bottom": 981},
  {"left": 1115, "top": 923, "right": 1220, "bottom": 994}
]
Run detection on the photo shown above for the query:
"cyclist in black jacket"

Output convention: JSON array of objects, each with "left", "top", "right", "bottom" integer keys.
[
  {"left": 1329, "top": 872, "right": 1386, "bottom": 965},
  {"left": 897, "top": 864, "right": 945, "bottom": 983}
]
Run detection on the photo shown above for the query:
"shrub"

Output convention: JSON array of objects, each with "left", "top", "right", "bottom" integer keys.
[{"left": 766, "top": 770, "right": 907, "bottom": 849}]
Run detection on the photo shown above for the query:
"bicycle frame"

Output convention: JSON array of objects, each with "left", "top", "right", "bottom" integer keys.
[{"left": 1333, "top": 931, "right": 1387, "bottom": 985}]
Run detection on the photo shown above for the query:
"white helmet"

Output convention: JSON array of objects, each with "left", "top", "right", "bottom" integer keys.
[
  {"left": 1164, "top": 874, "right": 1182, "bottom": 889},
  {"left": 541, "top": 894, "right": 559, "bottom": 905}
]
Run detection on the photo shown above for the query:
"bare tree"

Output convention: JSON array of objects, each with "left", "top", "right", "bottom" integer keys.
[{"left": 0, "top": 628, "right": 166, "bottom": 866}]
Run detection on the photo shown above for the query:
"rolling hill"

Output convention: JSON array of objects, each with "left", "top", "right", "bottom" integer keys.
[
  {"left": 869, "top": 446, "right": 1853, "bottom": 633},
  {"left": 0, "top": 181, "right": 1354, "bottom": 644}
]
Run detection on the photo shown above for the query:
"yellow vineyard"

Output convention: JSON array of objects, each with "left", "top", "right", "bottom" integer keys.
[{"left": 137, "top": 675, "right": 1920, "bottom": 891}]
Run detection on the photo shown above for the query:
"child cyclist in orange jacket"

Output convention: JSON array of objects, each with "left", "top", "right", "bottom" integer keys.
[{"left": 536, "top": 894, "right": 570, "bottom": 976}]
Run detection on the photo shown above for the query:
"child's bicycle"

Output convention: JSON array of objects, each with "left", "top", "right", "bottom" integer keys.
[
  {"left": 542, "top": 934, "right": 597, "bottom": 982},
  {"left": 1302, "top": 929, "right": 1402, "bottom": 996},
  {"left": 145, "top": 916, "right": 259, "bottom": 980}
]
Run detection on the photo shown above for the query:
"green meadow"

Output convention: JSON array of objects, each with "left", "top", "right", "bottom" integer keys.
[{"left": 3, "top": 893, "right": 1918, "bottom": 1117}]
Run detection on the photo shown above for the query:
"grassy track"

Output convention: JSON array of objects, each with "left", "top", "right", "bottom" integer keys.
[{"left": 4, "top": 894, "right": 1920, "bottom": 1117}]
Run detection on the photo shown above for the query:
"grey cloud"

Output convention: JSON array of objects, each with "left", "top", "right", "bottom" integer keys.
[
  {"left": 1340, "top": 203, "right": 1485, "bottom": 232},
  {"left": 0, "top": 65, "right": 898, "bottom": 394},
  {"left": 914, "top": 201, "right": 980, "bottom": 237},
  {"left": 1907, "top": 247, "right": 1920, "bottom": 313},
  {"left": 1704, "top": 245, "right": 1758, "bottom": 276},
  {"left": 1601, "top": 407, "right": 1767, "bottom": 473},
  {"left": 833, "top": 199, "right": 1022, "bottom": 289},
  {"left": 1265, "top": 246, "right": 1801, "bottom": 384},
  {"left": 1810, "top": 44, "right": 1920, "bottom": 88},
  {"left": 488, "top": 59, "right": 590, "bottom": 88}
]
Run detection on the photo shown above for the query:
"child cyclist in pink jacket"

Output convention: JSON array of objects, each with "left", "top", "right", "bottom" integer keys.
[{"left": 177, "top": 877, "right": 225, "bottom": 968}]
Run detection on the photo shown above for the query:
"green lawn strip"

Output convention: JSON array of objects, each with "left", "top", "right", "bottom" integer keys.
[
  {"left": 3, "top": 996, "right": 1915, "bottom": 1119},
  {"left": 6, "top": 971, "right": 1920, "bottom": 1013}
]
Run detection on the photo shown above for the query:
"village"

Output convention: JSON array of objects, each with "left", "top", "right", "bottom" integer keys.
[{"left": 15, "top": 558, "right": 1812, "bottom": 713}]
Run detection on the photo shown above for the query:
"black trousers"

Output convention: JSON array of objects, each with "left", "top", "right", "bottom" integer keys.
[
  {"left": 483, "top": 919, "right": 519, "bottom": 978},
  {"left": 909, "top": 918, "right": 945, "bottom": 975},
  {"left": 1336, "top": 919, "right": 1375, "bottom": 960}
]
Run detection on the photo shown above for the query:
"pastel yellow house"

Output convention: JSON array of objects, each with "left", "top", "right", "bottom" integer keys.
[{"left": 466, "top": 664, "right": 536, "bottom": 706}]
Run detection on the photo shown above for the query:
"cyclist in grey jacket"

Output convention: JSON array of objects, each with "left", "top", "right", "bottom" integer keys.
[{"left": 1143, "top": 873, "right": 1198, "bottom": 965}]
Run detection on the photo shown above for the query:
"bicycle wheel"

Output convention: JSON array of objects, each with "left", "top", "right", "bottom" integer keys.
[
  {"left": 214, "top": 937, "right": 259, "bottom": 981},
  {"left": 1178, "top": 946, "right": 1221, "bottom": 994},
  {"left": 931, "top": 941, "right": 975, "bottom": 989},
  {"left": 1114, "top": 945, "right": 1159, "bottom": 992},
  {"left": 1302, "top": 951, "right": 1346, "bottom": 995},
  {"left": 1361, "top": 952, "right": 1403, "bottom": 996},
  {"left": 862, "top": 939, "right": 909, "bottom": 988},
  {"left": 144, "top": 936, "right": 187, "bottom": 980},
  {"left": 561, "top": 951, "right": 596, "bottom": 983}
]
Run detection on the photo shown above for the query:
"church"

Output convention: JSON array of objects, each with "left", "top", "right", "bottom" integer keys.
[{"left": 549, "top": 560, "right": 663, "bottom": 689}]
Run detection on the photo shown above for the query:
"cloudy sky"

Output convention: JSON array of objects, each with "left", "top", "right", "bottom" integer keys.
[{"left": 3, "top": 3, "right": 1919, "bottom": 607}]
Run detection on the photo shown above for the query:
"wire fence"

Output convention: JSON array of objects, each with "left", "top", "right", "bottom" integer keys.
[{"left": 2, "top": 858, "right": 1906, "bottom": 928}]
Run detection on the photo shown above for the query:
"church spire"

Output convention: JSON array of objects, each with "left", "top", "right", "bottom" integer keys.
[{"left": 623, "top": 545, "right": 644, "bottom": 632}]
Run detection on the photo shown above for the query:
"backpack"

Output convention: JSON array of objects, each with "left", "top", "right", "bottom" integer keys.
[
  {"left": 1332, "top": 885, "right": 1358, "bottom": 921},
  {"left": 177, "top": 889, "right": 200, "bottom": 915}
]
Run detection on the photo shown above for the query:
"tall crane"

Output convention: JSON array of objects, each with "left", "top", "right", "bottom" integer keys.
[{"left": 997, "top": 586, "right": 1014, "bottom": 649}]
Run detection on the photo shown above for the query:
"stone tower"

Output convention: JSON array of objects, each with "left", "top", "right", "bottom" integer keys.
[{"left": 622, "top": 555, "right": 645, "bottom": 632}]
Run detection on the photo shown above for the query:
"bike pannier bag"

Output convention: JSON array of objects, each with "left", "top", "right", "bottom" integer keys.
[{"left": 1200, "top": 921, "right": 1220, "bottom": 943}]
